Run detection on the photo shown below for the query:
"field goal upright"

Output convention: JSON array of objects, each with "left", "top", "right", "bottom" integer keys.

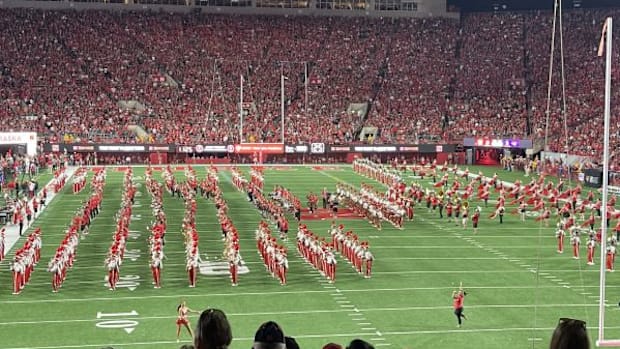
[{"left": 597, "top": 15, "right": 617, "bottom": 348}]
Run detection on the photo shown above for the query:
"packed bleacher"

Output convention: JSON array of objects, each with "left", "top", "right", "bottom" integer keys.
[{"left": 0, "top": 7, "right": 619, "bottom": 163}]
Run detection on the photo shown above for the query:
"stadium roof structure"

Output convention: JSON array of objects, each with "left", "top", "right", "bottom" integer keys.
[{"left": 449, "top": 0, "right": 620, "bottom": 12}]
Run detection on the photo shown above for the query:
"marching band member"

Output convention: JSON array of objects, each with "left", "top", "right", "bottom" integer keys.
[
  {"left": 607, "top": 238, "right": 616, "bottom": 272},
  {"left": 570, "top": 228, "right": 581, "bottom": 260},
  {"left": 587, "top": 233, "right": 596, "bottom": 266},
  {"left": 186, "top": 251, "right": 199, "bottom": 288},
  {"left": 151, "top": 249, "right": 163, "bottom": 289},
  {"left": 228, "top": 249, "right": 240, "bottom": 287},
  {"left": 556, "top": 224, "right": 565, "bottom": 254},
  {"left": 11, "top": 255, "right": 25, "bottom": 295},
  {"left": 363, "top": 244, "right": 373, "bottom": 279},
  {"left": 106, "top": 251, "right": 120, "bottom": 291},
  {"left": 472, "top": 208, "right": 480, "bottom": 234}
]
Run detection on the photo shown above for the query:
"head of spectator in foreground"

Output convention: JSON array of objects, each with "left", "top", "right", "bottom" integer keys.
[
  {"left": 253, "top": 321, "right": 286, "bottom": 349},
  {"left": 323, "top": 343, "right": 343, "bottom": 349},
  {"left": 346, "top": 339, "right": 375, "bottom": 349},
  {"left": 194, "top": 309, "right": 232, "bottom": 349},
  {"left": 549, "top": 318, "right": 590, "bottom": 349}
]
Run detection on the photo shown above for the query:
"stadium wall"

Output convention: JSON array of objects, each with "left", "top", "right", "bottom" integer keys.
[{"left": 0, "top": 0, "right": 459, "bottom": 18}]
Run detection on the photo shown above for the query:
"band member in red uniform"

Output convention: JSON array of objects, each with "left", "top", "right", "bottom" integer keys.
[
  {"left": 176, "top": 300, "right": 200, "bottom": 342},
  {"left": 452, "top": 283, "right": 467, "bottom": 328},
  {"left": 587, "top": 234, "right": 596, "bottom": 266},
  {"left": 363, "top": 245, "right": 373, "bottom": 279},
  {"left": 472, "top": 208, "right": 480, "bottom": 234},
  {"left": 106, "top": 252, "right": 120, "bottom": 291},
  {"left": 571, "top": 229, "right": 581, "bottom": 259},
  {"left": 187, "top": 253, "right": 198, "bottom": 288},
  {"left": 556, "top": 226, "right": 565, "bottom": 254},
  {"left": 606, "top": 241, "right": 616, "bottom": 272},
  {"left": 228, "top": 249, "right": 240, "bottom": 286},
  {"left": 151, "top": 251, "right": 162, "bottom": 289}
]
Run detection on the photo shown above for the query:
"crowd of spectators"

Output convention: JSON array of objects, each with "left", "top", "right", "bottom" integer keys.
[
  {"left": 1, "top": 8, "right": 620, "bottom": 163},
  {"left": 178, "top": 307, "right": 376, "bottom": 349}
]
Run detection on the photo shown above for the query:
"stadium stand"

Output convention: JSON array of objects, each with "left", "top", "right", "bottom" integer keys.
[{"left": 0, "top": 7, "right": 618, "bottom": 163}]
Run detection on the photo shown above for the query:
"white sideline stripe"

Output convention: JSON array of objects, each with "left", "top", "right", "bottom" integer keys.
[{"left": 0, "top": 303, "right": 604, "bottom": 326}]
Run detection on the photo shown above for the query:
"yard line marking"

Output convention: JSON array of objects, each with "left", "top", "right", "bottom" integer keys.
[
  {"left": 3, "top": 285, "right": 614, "bottom": 304},
  {"left": 0, "top": 303, "right": 605, "bottom": 325},
  {"left": 362, "top": 327, "right": 376, "bottom": 330}
]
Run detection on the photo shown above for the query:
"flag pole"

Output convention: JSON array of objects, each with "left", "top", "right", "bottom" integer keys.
[
  {"left": 281, "top": 71, "right": 285, "bottom": 144},
  {"left": 304, "top": 61, "right": 308, "bottom": 117},
  {"left": 597, "top": 16, "right": 612, "bottom": 346},
  {"left": 239, "top": 74, "right": 244, "bottom": 143}
]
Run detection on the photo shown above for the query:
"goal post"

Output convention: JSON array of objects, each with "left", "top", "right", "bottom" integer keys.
[{"left": 597, "top": 15, "right": 616, "bottom": 348}]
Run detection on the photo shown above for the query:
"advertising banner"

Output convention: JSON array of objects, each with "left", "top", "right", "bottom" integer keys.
[
  {"left": 233, "top": 143, "right": 284, "bottom": 154},
  {"left": 0, "top": 132, "right": 37, "bottom": 156}
]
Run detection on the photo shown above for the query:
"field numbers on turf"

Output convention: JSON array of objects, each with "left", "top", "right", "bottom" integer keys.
[
  {"left": 125, "top": 249, "right": 141, "bottom": 262},
  {"left": 103, "top": 274, "right": 141, "bottom": 291},
  {"left": 199, "top": 261, "right": 250, "bottom": 276},
  {"left": 96, "top": 310, "right": 139, "bottom": 334}
]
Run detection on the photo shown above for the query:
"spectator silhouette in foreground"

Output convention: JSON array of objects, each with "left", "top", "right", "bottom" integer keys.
[
  {"left": 550, "top": 318, "right": 590, "bottom": 349},
  {"left": 346, "top": 339, "right": 375, "bottom": 349},
  {"left": 252, "top": 321, "right": 287, "bottom": 349},
  {"left": 193, "top": 309, "right": 232, "bottom": 349},
  {"left": 323, "top": 343, "right": 343, "bottom": 349}
]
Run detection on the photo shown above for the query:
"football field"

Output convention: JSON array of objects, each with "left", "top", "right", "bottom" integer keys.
[{"left": 0, "top": 164, "right": 616, "bottom": 349}]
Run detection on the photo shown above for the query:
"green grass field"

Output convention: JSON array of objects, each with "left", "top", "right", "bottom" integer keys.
[{"left": 0, "top": 164, "right": 616, "bottom": 349}]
